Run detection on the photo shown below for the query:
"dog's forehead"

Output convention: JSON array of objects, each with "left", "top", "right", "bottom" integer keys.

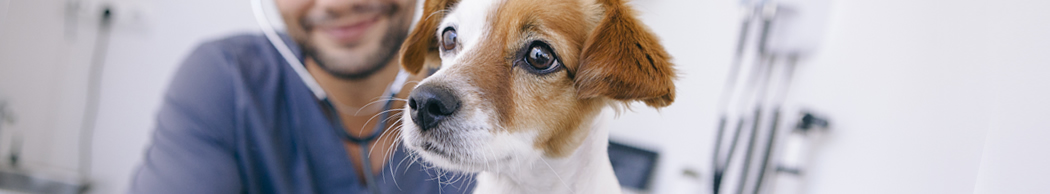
[{"left": 435, "top": 0, "right": 596, "bottom": 72}]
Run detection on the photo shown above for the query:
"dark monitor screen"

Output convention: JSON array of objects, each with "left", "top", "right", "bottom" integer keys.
[{"left": 608, "top": 141, "right": 659, "bottom": 190}]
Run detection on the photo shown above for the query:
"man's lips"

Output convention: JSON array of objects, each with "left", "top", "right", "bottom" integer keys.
[{"left": 320, "top": 15, "right": 380, "bottom": 44}]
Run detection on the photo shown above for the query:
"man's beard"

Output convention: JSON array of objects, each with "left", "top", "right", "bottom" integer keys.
[{"left": 297, "top": 3, "right": 410, "bottom": 80}]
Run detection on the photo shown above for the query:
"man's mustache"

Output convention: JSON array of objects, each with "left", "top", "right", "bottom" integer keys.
[{"left": 301, "top": 3, "right": 399, "bottom": 30}]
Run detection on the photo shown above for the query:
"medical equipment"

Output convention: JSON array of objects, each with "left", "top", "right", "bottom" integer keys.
[
  {"left": 710, "top": 2, "right": 771, "bottom": 194},
  {"left": 768, "top": 112, "right": 828, "bottom": 194},
  {"left": 710, "top": 0, "right": 833, "bottom": 194},
  {"left": 251, "top": 0, "right": 409, "bottom": 193}
]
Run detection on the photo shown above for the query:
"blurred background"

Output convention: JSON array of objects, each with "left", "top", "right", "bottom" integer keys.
[{"left": 0, "top": 0, "right": 1048, "bottom": 193}]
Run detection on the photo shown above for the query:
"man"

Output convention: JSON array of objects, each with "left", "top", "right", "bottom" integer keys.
[{"left": 129, "top": 0, "right": 473, "bottom": 193}]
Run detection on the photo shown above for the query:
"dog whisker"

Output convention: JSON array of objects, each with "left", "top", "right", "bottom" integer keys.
[
  {"left": 357, "top": 108, "right": 404, "bottom": 136},
  {"left": 387, "top": 135, "right": 404, "bottom": 191},
  {"left": 378, "top": 112, "right": 404, "bottom": 126},
  {"left": 540, "top": 158, "right": 574, "bottom": 194},
  {"left": 350, "top": 97, "right": 404, "bottom": 116},
  {"left": 446, "top": 169, "right": 460, "bottom": 187},
  {"left": 388, "top": 135, "right": 403, "bottom": 176},
  {"left": 382, "top": 122, "right": 404, "bottom": 163},
  {"left": 437, "top": 168, "right": 444, "bottom": 194},
  {"left": 369, "top": 115, "right": 402, "bottom": 155},
  {"left": 377, "top": 123, "right": 404, "bottom": 179},
  {"left": 483, "top": 144, "right": 498, "bottom": 176},
  {"left": 403, "top": 80, "right": 422, "bottom": 86},
  {"left": 494, "top": 147, "right": 502, "bottom": 176},
  {"left": 396, "top": 148, "right": 416, "bottom": 176},
  {"left": 405, "top": 152, "right": 423, "bottom": 175},
  {"left": 423, "top": 10, "right": 452, "bottom": 27},
  {"left": 481, "top": 143, "right": 491, "bottom": 174},
  {"left": 437, "top": 168, "right": 447, "bottom": 185},
  {"left": 460, "top": 173, "right": 476, "bottom": 192},
  {"left": 368, "top": 120, "right": 400, "bottom": 156}
]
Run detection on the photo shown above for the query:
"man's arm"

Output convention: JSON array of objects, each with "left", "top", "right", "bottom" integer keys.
[{"left": 129, "top": 42, "right": 242, "bottom": 194}]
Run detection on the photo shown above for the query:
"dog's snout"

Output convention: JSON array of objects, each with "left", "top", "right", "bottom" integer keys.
[{"left": 408, "top": 84, "right": 460, "bottom": 131}]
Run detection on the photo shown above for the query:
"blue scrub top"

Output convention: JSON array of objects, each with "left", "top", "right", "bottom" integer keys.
[{"left": 129, "top": 34, "right": 475, "bottom": 194}]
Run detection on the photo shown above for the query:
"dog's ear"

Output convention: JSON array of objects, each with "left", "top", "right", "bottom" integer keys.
[
  {"left": 575, "top": 0, "right": 677, "bottom": 108},
  {"left": 399, "top": 0, "right": 458, "bottom": 75}
]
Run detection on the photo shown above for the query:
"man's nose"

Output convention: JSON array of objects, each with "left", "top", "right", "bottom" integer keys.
[{"left": 408, "top": 84, "right": 460, "bottom": 131}]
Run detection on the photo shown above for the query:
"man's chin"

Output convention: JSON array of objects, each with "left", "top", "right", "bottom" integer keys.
[
  {"left": 312, "top": 33, "right": 378, "bottom": 55},
  {"left": 306, "top": 39, "right": 392, "bottom": 78},
  {"left": 299, "top": 12, "right": 407, "bottom": 80}
]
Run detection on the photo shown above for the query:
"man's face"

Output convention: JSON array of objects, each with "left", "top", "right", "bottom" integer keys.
[{"left": 276, "top": 0, "right": 417, "bottom": 80}]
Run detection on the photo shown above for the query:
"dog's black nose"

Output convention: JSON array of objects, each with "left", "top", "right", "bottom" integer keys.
[{"left": 408, "top": 84, "right": 460, "bottom": 131}]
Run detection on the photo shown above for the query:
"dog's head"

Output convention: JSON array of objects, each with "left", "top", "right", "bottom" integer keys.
[{"left": 398, "top": 0, "right": 675, "bottom": 172}]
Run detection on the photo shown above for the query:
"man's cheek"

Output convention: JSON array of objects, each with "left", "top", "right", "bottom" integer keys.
[{"left": 275, "top": 0, "right": 312, "bottom": 29}]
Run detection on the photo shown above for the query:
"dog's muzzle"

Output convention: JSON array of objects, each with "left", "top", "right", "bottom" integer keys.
[{"left": 408, "top": 84, "right": 461, "bottom": 131}]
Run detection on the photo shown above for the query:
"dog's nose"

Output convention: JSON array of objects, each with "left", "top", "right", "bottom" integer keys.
[{"left": 408, "top": 84, "right": 460, "bottom": 131}]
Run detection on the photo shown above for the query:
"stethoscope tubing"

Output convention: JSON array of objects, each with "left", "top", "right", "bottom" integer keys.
[{"left": 251, "top": 0, "right": 409, "bottom": 193}]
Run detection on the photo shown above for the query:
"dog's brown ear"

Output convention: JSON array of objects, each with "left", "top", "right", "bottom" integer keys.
[
  {"left": 399, "top": 0, "right": 458, "bottom": 75},
  {"left": 575, "top": 0, "right": 677, "bottom": 108}
]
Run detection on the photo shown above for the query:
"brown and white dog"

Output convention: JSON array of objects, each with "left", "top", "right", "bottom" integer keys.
[{"left": 396, "top": 0, "right": 676, "bottom": 193}]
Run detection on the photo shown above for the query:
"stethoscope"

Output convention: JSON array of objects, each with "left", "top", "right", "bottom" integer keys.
[
  {"left": 321, "top": 78, "right": 406, "bottom": 194},
  {"left": 251, "top": 0, "right": 409, "bottom": 193}
]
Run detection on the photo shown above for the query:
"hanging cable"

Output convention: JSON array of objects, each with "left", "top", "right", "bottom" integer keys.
[
  {"left": 79, "top": 4, "right": 114, "bottom": 179},
  {"left": 712, "top": 4, "right": 757, "bottom": 194},
  {"left": 753, "top": 54, "right": 798, "bottom": 194}
]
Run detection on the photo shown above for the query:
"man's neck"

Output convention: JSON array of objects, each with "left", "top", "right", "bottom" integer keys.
[
  {"left": 306, "top": 58, "right": 409, "bottom": 180},
  {"left": 306, "top": 58, "right": 399, "bottom": 116}
]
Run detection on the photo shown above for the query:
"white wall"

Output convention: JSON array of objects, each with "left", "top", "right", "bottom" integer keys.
[
  {"left": 971, "top": 1, "right": 1050, "bottom": 193},
  {"left": 87, "top": 0, "right": 258, "bottom": 193},
  {"left": 771, "top": 1, "right": 991, "bottom": 193},
  {"left": 0, "top": 0, "right": 257, "bottom": 193},
  {"left": 1, "top": 0, "right": 1049, "bottom": 193}
]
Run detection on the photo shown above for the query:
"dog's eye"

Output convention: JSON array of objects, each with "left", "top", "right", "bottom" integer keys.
[
  {"left": 441, "top": 27, "right": 457, "bottom": 51},
  {"left": 521, "top": 41, "right": 560, "bottom": 74},
  {"left": 527, "top": 46, "right": 552, "bottom": 69}
]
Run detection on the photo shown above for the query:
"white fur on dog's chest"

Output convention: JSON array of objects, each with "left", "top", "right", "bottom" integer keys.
[{"left": 470, "top": 117, "right": 622, "bottom": 194}]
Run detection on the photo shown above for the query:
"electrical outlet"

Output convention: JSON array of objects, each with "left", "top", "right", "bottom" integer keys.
[{"left": 64, "top": 0, "right": 150, "bottom": 33}]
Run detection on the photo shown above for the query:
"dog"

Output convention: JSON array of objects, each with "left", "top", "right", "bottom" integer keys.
[{"left": 396, "top": 0, "right": 676, "bottom": 193}]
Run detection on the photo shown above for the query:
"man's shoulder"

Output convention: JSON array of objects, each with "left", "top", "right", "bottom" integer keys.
[
  {"left": 169, "top": 32, "right": 303, "bottom": 106},
  {"left": 161, "top": 32, "right": 309, "bottom": 139},
  {"left": 181, "top": 33, "right": 291, "bottom": 85},
  {"left": 200, "top": 33, "right": 269, "bottom": 50},
  {"left": 192, "top": 33, "right": 272, "bottom": 64}
]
